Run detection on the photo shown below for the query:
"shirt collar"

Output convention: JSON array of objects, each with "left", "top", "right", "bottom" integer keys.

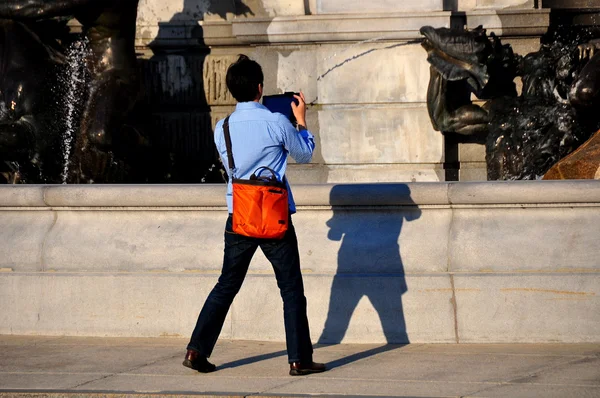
[{"left": 235, "top": 101, "right": 268, "bottom": 111}]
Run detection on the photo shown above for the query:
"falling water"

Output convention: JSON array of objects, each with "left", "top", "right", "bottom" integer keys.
[
  {"left": 317, "top": 37, "right": 421, "bottom": 81},
  {"left": 60, "top": 38, "right": 89, "bottom": 184}
]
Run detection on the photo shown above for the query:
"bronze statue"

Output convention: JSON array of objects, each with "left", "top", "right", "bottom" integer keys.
[
  {"left": 0, "top": 0, "right": 143, "bottom": 183},
  {"left": 421, "top": 25, "right": 600, "bottom": 180}
]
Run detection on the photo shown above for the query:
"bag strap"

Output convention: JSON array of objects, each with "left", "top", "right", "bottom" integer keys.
[
  {"left": 251, "top": 166, "right": 278, "bottom": 181},
  {"left": 222, "top": 115, "right": 287, "bottom": 185},
  {"left": 222, "top": 115, "right": 235, "bottom": 172}
]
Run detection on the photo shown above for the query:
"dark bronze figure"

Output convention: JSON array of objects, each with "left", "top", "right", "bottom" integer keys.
[
  {"left": 570, "top": 39, "right": 600, "bottom": 109},
  {"left": 0, "top": 0, "right": 142, "bottom": 183},
  {"left": 421, "top": 25, "right": 600, "bottom": 180}
]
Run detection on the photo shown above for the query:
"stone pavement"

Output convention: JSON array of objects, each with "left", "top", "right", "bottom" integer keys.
[{"left": 0, "top": 336, "right": 599, "bottom": 398}]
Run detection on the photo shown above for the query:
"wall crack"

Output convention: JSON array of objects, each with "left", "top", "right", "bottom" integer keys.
[
  {"left": 40, "top": 210, "right": 58, "bottom": 272},
  {"left": 447, "top": 183, "right": 459, "bottom": 343}
]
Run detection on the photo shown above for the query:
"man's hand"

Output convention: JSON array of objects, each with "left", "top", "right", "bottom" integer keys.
[{"left": 291, "top": 92, "right": 307, "bottom": 129}]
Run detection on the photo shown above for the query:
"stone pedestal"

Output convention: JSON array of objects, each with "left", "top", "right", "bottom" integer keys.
[{"left": 2, "top": 182, "right": 600, "bottom": 342}]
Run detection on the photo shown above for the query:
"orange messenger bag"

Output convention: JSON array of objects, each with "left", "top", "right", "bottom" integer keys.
[{"left": 223, "top": 116, "right": 289, "bottom": 239}]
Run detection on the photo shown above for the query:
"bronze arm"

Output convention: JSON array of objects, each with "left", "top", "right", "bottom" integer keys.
[{"left": 0, "top": 0, "right": 106, "bottom": 20}]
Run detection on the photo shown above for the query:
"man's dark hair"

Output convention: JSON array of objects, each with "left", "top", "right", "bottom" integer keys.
[{"left": 226, "top": 55, "right": 264, "bottom": 102}]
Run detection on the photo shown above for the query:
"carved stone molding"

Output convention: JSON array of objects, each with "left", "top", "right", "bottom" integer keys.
[
  {"left": 202, "top": 9, "right": 550, "bottom": 46},
  {"left": 203, "top": 56, "right": 238, "bottom": 106},
  {"left": 208, "top": 12, "right": 452, "bottom": 45}
]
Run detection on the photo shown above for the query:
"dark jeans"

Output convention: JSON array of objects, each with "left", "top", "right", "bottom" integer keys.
[{"left": 187, "top": 215, "right": 314, "bottom": 363}]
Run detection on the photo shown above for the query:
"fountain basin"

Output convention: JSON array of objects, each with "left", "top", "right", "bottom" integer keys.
[{"left": 0, "top": 181, "right": 599, "bottom": 343}]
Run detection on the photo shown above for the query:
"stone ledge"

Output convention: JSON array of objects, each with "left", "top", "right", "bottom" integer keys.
[
  {"left": 135, "top": 9, "right": 550, "bottom": 48},
  {"left": 226, "top": 12, "right": 451, "bottom": 45},
  {"left": 200, "top": 9, "right": 550, "bottom": 46},
  {"left": 0, "top": 185, "right": 224, "bottom": 208},
  {"left": 1, "top": 180, "right": 600, "bottom": 208},
  {"left": 447, "top": 180, "right": 600, "bottom": 204},
  {"left": 135, "top": 22, "right": 205, "bottom": 50}
]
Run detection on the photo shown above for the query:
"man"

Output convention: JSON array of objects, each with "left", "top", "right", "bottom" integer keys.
[{"left": 184, "top": 55, "right": 326, "bottom": 376}]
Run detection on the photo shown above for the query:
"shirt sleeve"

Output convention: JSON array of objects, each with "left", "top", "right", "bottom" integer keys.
[{"left": 278, "top": 115, "right": 315, "bottom": 164}]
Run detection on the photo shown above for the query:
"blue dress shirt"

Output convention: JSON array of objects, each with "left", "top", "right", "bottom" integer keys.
[{"left": 214, "top": 101, "right": 316, "bottom": 214}]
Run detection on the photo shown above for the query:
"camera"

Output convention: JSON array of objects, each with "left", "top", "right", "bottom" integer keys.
[{"left": 262, "top": 92, "right": 299, "bottom": 125}]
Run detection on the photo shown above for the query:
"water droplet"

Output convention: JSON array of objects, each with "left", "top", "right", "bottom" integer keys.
[{"left": 60, "top": 38, "right": 90, "bottom": 184}]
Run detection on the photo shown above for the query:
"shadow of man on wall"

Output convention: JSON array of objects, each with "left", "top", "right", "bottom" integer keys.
[{"left": 318, "top": 184, "right": 422, "bottom": 345}]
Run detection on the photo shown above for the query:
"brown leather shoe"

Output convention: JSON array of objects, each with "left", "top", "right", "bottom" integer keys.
[
  {"left": 289, "top": 361, "right": 327, "bottom": 376},
  {"left": 182, "top": 349, "right": 216, "bottom": 373}
]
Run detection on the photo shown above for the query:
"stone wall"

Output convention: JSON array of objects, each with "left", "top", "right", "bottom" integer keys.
[
  {"left": 134, "top": 1, "right": 551, "bottom": 183},
  {"left": 1, "top": 181, "right": 599, "bottom": 343}
]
